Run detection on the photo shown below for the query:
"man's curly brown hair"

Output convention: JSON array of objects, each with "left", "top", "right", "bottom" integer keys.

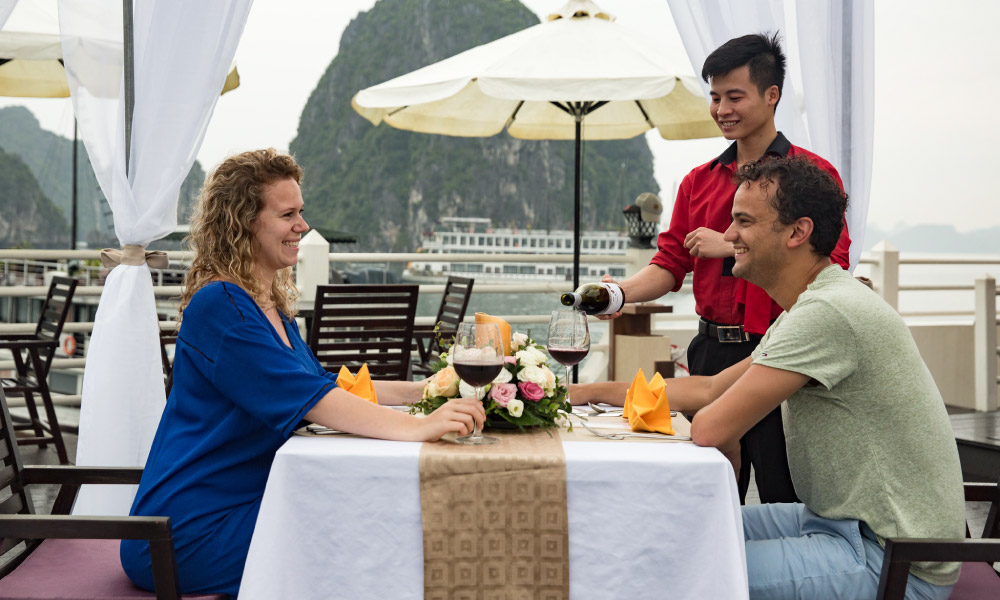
[
  {"left": 179, "top": 148, "right": 304, "bottom": 322},
  {"left": 734, "top": 157, "right": 848, "bottom": 256}
]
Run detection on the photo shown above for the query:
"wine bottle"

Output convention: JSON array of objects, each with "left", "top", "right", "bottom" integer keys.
[{"left": 560, "top": 282, "right": 625, "bottom": 316}]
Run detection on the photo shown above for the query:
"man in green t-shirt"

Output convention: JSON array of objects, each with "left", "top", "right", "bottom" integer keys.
[{"left": 656, "top": 157, "right": 965, "bottom": 599}]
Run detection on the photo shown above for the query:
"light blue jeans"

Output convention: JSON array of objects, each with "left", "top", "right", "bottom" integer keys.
[{"left": 743, "top": 503, "right": 953, "bottom": 600}]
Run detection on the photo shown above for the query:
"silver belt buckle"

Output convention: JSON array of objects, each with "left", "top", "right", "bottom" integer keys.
[{"left": 716, "top": 325, "right": 746, "bottom": 343}]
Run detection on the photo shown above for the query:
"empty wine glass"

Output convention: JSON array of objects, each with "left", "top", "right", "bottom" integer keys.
[
  {"left": 547, "top": 308, "right": 590, "bottom": 403},
  {"left": 451, "top": 322, "right": 504, "bottom": 445}
]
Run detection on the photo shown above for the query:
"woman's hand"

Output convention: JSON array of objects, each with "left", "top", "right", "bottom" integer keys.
[{"left": 418, "top": 397, "right": 486, "bottom": 441}]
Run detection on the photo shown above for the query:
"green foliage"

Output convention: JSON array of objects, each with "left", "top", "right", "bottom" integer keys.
[
  {"left": 290, "top": 0, "right": 659, "bottom": 252},
  {"left": 0, "top": 106, "right": 206, "bottom": 248},
  {"left": 0, "top": 146, "right": 68, "bottom": 248}
]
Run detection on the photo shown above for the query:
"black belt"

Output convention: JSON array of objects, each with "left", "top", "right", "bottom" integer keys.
[{"left": 698, "top": 318, "right": 751, "bottom": 343}]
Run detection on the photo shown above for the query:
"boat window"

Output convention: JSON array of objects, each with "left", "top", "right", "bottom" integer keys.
[
  {"left": 556, "top": 266, "right": 565, "bottom": 275},
  {"left": 530, "top": 239, "right": 537, "bottom": 248},
  {"left": 469, "top": 264, "right": 483, "bottom": 273},
  {"left": 478, "top": 236, "right": 484, "bottom": 245},
  {"left": 610, "top": 268, "right": 626, "bottom": 277},
  {"left": 503, "top": 265, "right": 518, "bottom": 274},
  {"left": 519, "top": 265, "right": 534, "bottom": 274}
]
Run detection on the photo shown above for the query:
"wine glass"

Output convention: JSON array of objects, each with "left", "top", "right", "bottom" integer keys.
[
  {"left": 547, "top": 308, "right": 590, "bottom": 402},
  {"left": 451, "top": 322, "right": 504, "bottom": 445}
]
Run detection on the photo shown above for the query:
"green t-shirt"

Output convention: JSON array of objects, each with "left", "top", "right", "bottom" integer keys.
[{"left": 752, "top": 264, "right": 965, "bottom": 586}]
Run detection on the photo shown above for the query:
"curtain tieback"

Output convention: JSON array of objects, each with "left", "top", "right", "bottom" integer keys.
[{"left": 100, "top": 245, "right": 169, "bottom": 269}]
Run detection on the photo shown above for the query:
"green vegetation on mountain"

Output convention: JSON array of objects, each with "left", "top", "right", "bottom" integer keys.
[
  {"left": 290, "top": 0, "right": 660, "bottom": 252},
  {"left": 0, "top": 106, "right": 205, "bottom": 248},
  {"left": 0, "top": 146, "right": 68, "bottom": 248}
]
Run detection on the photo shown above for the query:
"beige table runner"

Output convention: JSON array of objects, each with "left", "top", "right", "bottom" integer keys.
[{"left": 419, "top": 429, "right": 569, "bottom": 600}]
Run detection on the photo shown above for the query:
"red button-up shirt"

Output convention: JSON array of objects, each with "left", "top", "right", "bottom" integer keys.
[{"left": 649, "top": 133, "right": 851, "bottom": 335}]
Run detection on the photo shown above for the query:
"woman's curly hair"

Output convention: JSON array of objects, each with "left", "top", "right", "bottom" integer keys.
[{"left": 179, "top": 148, "right": 304, "bottom": 322}]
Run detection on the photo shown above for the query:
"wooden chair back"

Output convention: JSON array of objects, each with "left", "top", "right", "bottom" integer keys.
[
  {"left": 15, "top": 276, "right": 77, "bottom": 379},
  {"left": 308, "top": 284, "right": 419, "bottom": 380},
  {"left": 0, "top": 387, "right": 40, "bottom": 578},
  {"left": 411, "top": 276, "right": 474, "bottom": 378},
  {"left": 159, "top": 331, "right": 178, "bottom": 397},
  {"left": 429, "top": 276, "right": 474, "bottom": 354}
]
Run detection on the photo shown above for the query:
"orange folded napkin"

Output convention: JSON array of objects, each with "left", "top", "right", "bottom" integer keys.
[
  {"left": 623, "top": 369, "right": 674, "bottom": 435},
  {"left": 337, "top": 364, "right": 378, "bottom": 404},
  {"left": 474, "top": 312, "right": 511, "bottom": 356}
]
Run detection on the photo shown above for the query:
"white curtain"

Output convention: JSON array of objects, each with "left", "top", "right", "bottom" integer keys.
[
  {"left": 795, "top": 0, "right": 873, "bottom": 269},
  {"left": 59, "top": 0, "right": 252, "bottom": 516},
  {"left": 0, "top": 0, "right": 17, "bottom": 30},
  {"left": 664, "top": 0, "right": 873, "bottom": 269}
]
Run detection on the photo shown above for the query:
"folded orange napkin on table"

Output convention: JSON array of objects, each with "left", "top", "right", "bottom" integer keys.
[
  {"left": 623, "top": 369, "right": 674, "bottom": 435},
  {"left": 474, "top": 312, "right": 512, "bottom": 356},
  {"left": 337, "top": 364, "right": 378, "bottom": 404}
]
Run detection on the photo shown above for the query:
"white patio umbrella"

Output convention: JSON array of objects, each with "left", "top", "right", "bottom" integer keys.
[{"left": 352, "top": 0, "right": 720, "bottom": 289}]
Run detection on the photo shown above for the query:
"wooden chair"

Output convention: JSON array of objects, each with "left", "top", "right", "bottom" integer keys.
[
  {"left": 308, "top": 284, "right": 419, "bottom": 380},
  {"left": 0, "top": 388, "right": 225, "bottom": 600},
  {"left": 159, "top": 330, "right": 178, "bottom": 397},
  {"left": 0, "top": 275, "right": 76, "bottom": 464},
  {"left": 876, "top": 479, "right": 1000, "bottom": 599},
  {"left": 411, "top": 276, "right": 474, "bottom": 379}
]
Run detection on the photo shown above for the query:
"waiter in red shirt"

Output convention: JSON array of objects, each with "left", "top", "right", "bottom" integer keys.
[{"left": 603, "top": 33, "right": 851, "bottom": 504}]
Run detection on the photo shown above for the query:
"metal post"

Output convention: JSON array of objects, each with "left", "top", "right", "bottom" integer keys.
[
  {"left": 870, "top": 240, "right": 899, "bottom": 310},
  {"left": 840, "top": 0, "right": 853, "bottom": 193},
  {"left": 123, "top": 0, "right": 135, "bottom": 177},
  {"left": 573, "top": 107, "right": 582, "bottom": 292},
  {"left": 71, "top": 120, "right": 78, "bottom": 249},
  {"left": 974, "top": 274, "right": 998, "bottom": 412}
]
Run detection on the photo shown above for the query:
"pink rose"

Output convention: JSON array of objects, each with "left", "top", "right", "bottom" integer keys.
[
  {"left": 490, "top": 383, "right": 517, "bottom": 408},
  {"left": 504, "top": 356, "right": 517, "bottom": 364},
  {"left": 518, "top": 381, "right": 545, "bottom": 401}
]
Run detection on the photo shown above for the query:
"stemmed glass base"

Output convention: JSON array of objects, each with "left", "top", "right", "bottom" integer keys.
[
  {"left": 456, "top": 384, "right": 499, "bottom": 445},
  {"left": 456, "top": 431, "right": 499, "bottom": 445}
]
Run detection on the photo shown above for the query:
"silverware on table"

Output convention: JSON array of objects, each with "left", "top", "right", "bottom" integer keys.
[{"left": 578, "top": 419, "right": 691, "bottom": 441}]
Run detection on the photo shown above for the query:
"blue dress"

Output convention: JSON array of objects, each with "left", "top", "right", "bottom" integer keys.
[{"left": 121, "top": 282, "right": 338, "bottom": 597}]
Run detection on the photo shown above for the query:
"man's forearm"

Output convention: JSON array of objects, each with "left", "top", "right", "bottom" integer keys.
[{"left": 570, "top": 375, "right": 715, "bottom": 412}]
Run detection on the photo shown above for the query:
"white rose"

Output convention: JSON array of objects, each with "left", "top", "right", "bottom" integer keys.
[
  {"left": 442, "top": 351, "right": 453, "bottom": 366},
  {"left": 493, "top": 365, "right": 513, "bottom": 384},
  {"left": 516, "top": 346, "right": 547, "bottom": 367},
  {"left": 507, "top": 399, "right": 524, "bottom": 417},
  {"left": 519, "top": 365, "right": 548, "bottom": 388},
  {"left": 459, "top": 380, "right": 487, "bottom": 400},
  {"left": 511, "top": 332, "right": 529, "bottom": 352}
]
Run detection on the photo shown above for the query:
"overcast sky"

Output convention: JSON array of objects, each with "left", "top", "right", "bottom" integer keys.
[{"left": 3, "top": 0, "right": 998, "bottom": 233}]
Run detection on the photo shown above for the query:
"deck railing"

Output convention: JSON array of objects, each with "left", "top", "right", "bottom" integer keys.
[{"left": 1, "top": 238, "right": 998, "bottom": 410}]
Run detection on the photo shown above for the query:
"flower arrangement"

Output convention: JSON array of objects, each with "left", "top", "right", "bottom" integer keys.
[{"left": 410, "top": 331, "right": 571, "bottom": 430}]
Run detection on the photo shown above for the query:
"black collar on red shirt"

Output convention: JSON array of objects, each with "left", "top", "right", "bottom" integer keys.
[{"left": 710, "top": 131, "right": 792, "bottom": 170}]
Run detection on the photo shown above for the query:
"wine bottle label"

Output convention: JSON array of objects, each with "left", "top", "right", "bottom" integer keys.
[{"left": 596, "top": 283, "right": 625, "bottom": 315}]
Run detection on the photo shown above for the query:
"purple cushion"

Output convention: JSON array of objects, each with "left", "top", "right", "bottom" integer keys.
[
  {"left": 950, "top": 562, "right": 1000, "bottom": 600},
  {"left": 0, "top": 538, "right": 227, "bottom": 600}
]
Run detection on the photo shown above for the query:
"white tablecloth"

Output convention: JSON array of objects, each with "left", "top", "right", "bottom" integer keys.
[{"left": 239, "top": 435, "right": 748, "bottom": 599}]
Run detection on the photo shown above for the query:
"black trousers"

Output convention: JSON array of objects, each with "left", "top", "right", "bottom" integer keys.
[{"left": 686, "top": 332, "right": 799, "bottom": 505}]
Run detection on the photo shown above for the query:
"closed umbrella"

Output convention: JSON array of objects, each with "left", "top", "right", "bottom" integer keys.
[{"left": 352, "top": 0, "right": 720, "bottom": 289}]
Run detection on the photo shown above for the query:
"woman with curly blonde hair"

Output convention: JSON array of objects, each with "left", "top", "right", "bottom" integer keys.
[{"left": 121, "top": 149, "right": 484, "bottom": 597}]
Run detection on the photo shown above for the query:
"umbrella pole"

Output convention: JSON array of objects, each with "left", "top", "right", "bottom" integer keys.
[
  {"left": 71, "top": 119, "right": 78, "bottom": 250},
  {"left": 573, "top": 111, "right": 582, "bottom": 293}
]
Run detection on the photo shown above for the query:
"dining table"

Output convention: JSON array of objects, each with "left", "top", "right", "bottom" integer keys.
[{"left": 238, "top": 414, "right": 749, "bottom": 599}]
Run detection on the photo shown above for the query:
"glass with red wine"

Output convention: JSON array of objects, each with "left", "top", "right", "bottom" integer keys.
[
  {"left": 451, "top": 322, "right": 504, "bottom": 445},
  {"left": 547, "top": 308, "right": 590, "bottom": 402}
]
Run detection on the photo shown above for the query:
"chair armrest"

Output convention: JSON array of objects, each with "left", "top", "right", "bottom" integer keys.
[
  {"left": 0, "top": 514, "right": 170, "bottom": 541},
  {"left": 22, "top": 465, "right": 144, "bottom": 486},
  {"left": 876, "top": 537, "right": 1000, "bottom": 600},
  {"left": 0, "top": 339, "right": 57, "bottom": 350},
  {"left": 965, "top": 481, "right": 1000, "bottom": 503}
]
